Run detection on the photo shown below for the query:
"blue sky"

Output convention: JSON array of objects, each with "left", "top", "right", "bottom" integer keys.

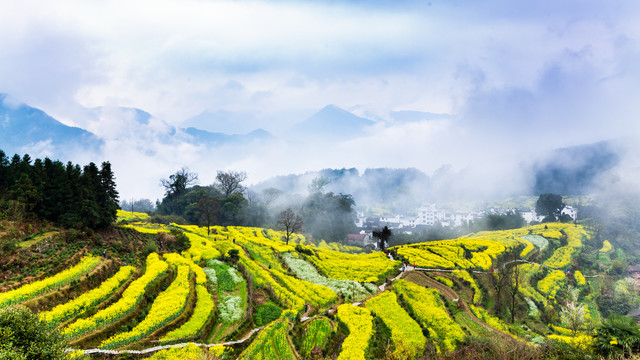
[{"left": 1, "top": 0, "right": 639, "bottom": 199}]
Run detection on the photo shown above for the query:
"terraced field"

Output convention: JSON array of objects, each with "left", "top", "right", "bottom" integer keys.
[{"left": 1, "top": 212, "right": 604, "bottom": 359}]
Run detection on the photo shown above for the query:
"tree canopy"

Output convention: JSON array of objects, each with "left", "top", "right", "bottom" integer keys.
[
  {"left": 215, "top": 170, "right": 247, "bottom": 198},
  {"left": 300, "top": 192, "right": 356, "bottom": 243},
  {"left": 160, "top": 168, "right": 198, "bottom": 200},
  {"left": 156, "top": 172, "right": 252, "bottom": 227},
  {"left": 536, "top": 193, "right": 565, "bottom": 222},
  {"left": 373, "top": 225, "right": 392, "bottom": 251},
  {"left": 0, "top": 150, "right": 119, "bottom": 229},
  {"left": 0, "top": 306, "right": 68, "bottom": 360}
]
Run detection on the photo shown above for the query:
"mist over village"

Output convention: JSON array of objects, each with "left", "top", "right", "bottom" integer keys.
[{"left": 1, "top": 1, "right": 640, "bottom": 360}]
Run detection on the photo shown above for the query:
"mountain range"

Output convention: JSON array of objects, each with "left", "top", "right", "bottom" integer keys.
[
  {"left": 250, "top": 137, "right": 622, "bottom": 210},
  {"left": 0, "top": 93, "right": 625, "bottom": 203},
  {"left": 0, "top": 95, "right": 381, "bottom": 158}
]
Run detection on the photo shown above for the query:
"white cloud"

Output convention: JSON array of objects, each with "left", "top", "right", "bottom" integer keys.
[{"left": 1, "top": 0, "right": 640, "bottom": 200}]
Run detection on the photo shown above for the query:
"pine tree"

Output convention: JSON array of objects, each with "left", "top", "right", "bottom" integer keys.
[
  {"left": 79, "top": 162, "right": 101, "bottom": 229},
  {"left": 60, "top": 162, "right": 83, "bottom": 228},
  {"left": 0, "top": 150, "right": 9, "bottom": 194},
  {"left": 99, "top": 161, "right": 119, "bottom": 227}
]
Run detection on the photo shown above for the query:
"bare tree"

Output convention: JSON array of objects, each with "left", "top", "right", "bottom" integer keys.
[
  {"left": 197, "top": 195, "right": 219, "bottom": 235},
  {"left": 245, "top": 189, "right": 260, "bottom": 207},
  {"left": 490, "top": 250, "right": 524, "bottom": 322},
  {"left": 121, "top": 198, "right": 155, "bottom": 213},
  {"left": 261, "top": 187, "right": 283, "bottom": 208},
  {"left": 160, "top": 168, "right": 198, "bottom": 198},
  {"left": 277, "top": 208, "right": 303, "bottom": 245},
  {"left": 216, "top": 170, "right": 247, "bottom": 198},
  {"left": 489, "top": 259, "right": 511, "bottom": 316},
  {"left": 506, "top": 251, "right": 522, "bottom": 323}
]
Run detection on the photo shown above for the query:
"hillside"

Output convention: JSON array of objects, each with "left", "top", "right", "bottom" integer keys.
[
  {"left": 0, "top": 212, "right": 634, "bottom": 359},
  {"left": 250, "top": 139, "right": 625, "bottom": 211}
]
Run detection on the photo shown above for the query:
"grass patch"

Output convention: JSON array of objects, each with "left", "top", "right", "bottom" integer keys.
[
  {"left": 208, "top": 270, "right": 248, "bottom": 343},
  {"left": 454, "top": 311, "right": 493, "bottom": 338},
  {"left": 18, "top": 231, "right": 59, "bottom": 249}
]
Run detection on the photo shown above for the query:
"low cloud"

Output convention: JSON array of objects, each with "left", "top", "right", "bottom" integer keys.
[{"left": 0, "top": 1, "right": 638, "bottom": 204}]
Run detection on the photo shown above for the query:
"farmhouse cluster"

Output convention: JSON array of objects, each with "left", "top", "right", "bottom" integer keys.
[{"left": 349, "top": 203, "right": 578, "bottom": 247}]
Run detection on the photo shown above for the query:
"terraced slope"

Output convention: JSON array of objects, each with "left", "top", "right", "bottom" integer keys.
[{"left": 0, "top": 213, "right": 604, "bottom": 359}]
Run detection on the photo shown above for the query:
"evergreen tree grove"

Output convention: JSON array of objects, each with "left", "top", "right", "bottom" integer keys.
[{"left": 0, "top": 149, "right": 119, "bottom": 229}]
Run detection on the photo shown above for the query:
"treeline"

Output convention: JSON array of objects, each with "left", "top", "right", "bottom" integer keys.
[
  {"left": 298, "top": 191, "right": 356, "bottom": 243},
  {"left": 0, "top": 150, "right": 119, "bottom": 229},
  {"left": 150, "top": 169, "right": 356, "bottom": 243}
]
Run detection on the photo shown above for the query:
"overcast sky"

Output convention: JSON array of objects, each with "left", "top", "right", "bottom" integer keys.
[{"left": 1, "top": 0, "right": 639, "bottom": 200}]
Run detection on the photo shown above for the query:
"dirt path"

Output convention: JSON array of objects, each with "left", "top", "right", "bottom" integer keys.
[
  {"left": 402, "top": 271, "right": 459, "bottom": 302},
  {"left": 401, "top": 271, "right": 512, "bottom": 340},
  {"left": 72, "top": 327, "right": 265, "bottom": 357}
]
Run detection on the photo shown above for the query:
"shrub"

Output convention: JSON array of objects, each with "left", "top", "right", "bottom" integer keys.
[
  {"left": 254, "top": 302, "right": 282, "bottom": 327},
  {"left": 0, "top": 306, "right": 68, "bottom": 360},
  {"left": 168, "top": 228, "right": 190, "bottom": 252},
  {"left": 540, "top": 337, "right": 596, "bottom": 360},
  {"left": 594, "top": 315, "right": 640, "bottom": 358},
  {"left": 610, "top": 259, "right": 625, "bottom": 275},
  {"left": 0, "top": 238, "right": 17, "bottom": 254},
  {"left": 144, "top": 238, "right": 158, "bottom": 255},
  {"left": 226, "top": 249, "right": 240, "bottom": 264},
  {"left": 296, "top": 244, "right": 314, "bottom": 256}
]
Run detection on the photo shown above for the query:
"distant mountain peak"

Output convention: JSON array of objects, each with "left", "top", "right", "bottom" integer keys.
[{"left": 288, "top": 105, "right": 375, "bottom": 142}]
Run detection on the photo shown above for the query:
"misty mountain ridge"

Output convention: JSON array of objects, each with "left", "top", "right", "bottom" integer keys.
[
  {"left": 0, "top": 93, "right": 102, "bottom": 159},
  {"left": 533, "top": 140, "right": 623, "bottom": 195},
  {"left": 0, "top": 94, "right": 626, "bottom": 205},
  {"left": 1, "top": 97, "right": 390, "bottom": 157},
  {"left": 0, "top": 95, "right": 278, "bottom": 158},
  {"left": 183, "top": 127, "right": 275, "bottom": 146},
  {"left": 251, "top": 140, "right": 625, "bottom": 210}
]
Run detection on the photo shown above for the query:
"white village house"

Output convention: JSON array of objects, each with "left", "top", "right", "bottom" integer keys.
[{"left": 361, "top": 202, "right": 577, "bottom": 234}]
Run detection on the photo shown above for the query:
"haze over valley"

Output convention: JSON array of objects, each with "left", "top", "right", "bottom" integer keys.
[
  {"left": 1, "top": 0, "right": 639, "bottom": 205},
  {"left": 4, "top": 2, "right": 640, "bottom": 360}
]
